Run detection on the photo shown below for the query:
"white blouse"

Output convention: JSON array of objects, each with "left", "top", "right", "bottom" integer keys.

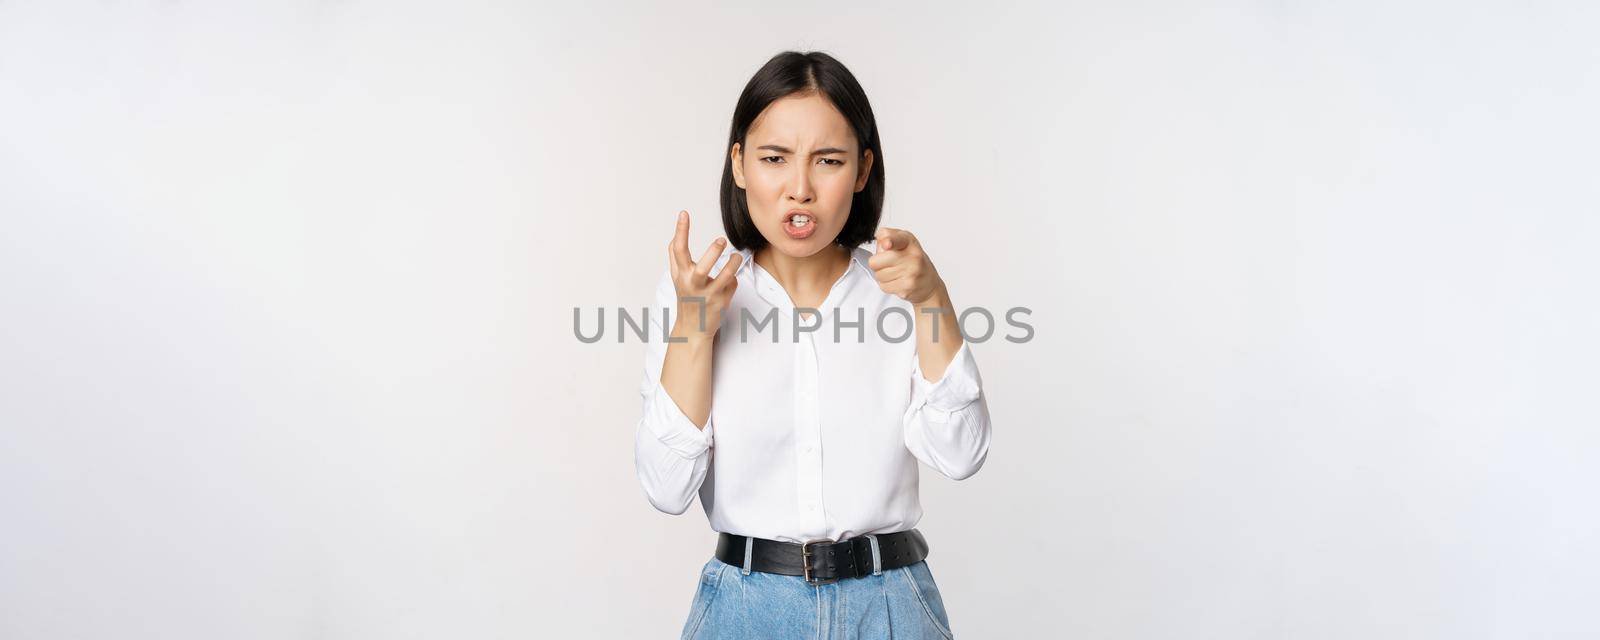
[{"left": 633, "top": 242, "right": 993, "bottom": 544}]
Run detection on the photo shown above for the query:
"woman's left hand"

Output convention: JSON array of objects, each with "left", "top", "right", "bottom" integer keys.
[{"left": 868, "top": 227, "right": 947, "bottom": 307}]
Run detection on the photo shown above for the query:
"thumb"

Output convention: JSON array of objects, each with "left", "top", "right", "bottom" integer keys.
[{"left": 877, "top": 228, "right": 892, "bottom": 251}]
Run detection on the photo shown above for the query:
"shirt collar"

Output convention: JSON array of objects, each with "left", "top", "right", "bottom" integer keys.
[{"left": 729, "top": 243, "right": 873, "bottom": 279}]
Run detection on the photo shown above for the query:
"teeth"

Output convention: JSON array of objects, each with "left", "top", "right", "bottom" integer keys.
[{"left": 790, "top": 214, "right": 811, "bottom": 226}]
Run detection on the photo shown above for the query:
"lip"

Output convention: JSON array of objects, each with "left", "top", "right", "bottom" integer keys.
[{"left": 782, "top": 209, "right": 817, "bottom": 240}]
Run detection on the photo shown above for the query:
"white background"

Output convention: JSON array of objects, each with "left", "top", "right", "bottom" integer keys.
[{"left": 2, "top": 1, "right": 1596, "bottom": 638}]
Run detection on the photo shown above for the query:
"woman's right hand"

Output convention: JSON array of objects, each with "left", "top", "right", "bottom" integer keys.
[{"left": 668, "top": 210, "right": 743, "bottom": 339}]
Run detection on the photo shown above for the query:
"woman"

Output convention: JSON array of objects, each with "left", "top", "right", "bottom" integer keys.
[{"left": 634, "top": 50, "right": 994, "bottom": 640}]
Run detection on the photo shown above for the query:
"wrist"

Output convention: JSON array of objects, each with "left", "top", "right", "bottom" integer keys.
[
  {"left": 668, "top": 324, "right": 719, "bottom": 349},
  {"left": 673, "top": 302, "right": 723, "bottom": 336},
  {"left": 670, "top": 320, "right": 720, "bottom": 340},
  {"left": 911, "top": 282, "right": 951, "bottom": 311}
]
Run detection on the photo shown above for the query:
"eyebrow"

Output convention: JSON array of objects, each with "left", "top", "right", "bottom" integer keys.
[{"left": 756, "top": 144, "right": 850, "bottom": 156}]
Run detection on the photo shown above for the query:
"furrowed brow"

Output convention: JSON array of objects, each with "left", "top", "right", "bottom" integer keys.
[{"left": 756, "top": 144, "right": 850, "bottom": 156}]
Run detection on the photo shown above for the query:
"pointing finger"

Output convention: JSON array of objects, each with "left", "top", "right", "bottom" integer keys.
[{"left": 879, "top": 227, "right": 914, "bottom": 253}]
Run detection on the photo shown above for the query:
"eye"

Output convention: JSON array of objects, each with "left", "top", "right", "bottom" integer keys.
[
  {"left": 760, "top": 156, "right": 785, "bottom": 164},
  {"left": 819, "top": 158, "right": 844, "bottom": 166}
]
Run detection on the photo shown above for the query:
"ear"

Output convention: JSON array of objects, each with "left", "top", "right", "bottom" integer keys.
[
  {"left": 854, "top": 148, "right": 874, "bottom": 193},
  {"left": 730, "top": 142, "right": 746, "bottom": 189}
]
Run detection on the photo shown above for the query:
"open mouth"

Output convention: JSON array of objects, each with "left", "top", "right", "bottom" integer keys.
[{"left": 783, "top": 210, "right": 816, "bottom": 239}]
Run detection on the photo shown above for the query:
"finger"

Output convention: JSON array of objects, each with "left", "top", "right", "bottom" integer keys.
[
  {"left": 667, "top": 240, "right": 678, "bottom": 280},
  {"left": 875, "top": 227, "right": 892, "bottom": 251},
  {"left": 880, "top": 228, "right": 914, "bottom": 253},
  {"left": 868, "top": 247, "right": 903, "bottom": 271},
  {"left": 670, "top": 210, "right": 692, "bottom": 275},
  {"left": 874, "top": 262, "right": 910, "bottom": 283},
  {"left": 877, "top": 274, "right": 911, "bottom": 298},
  {"left": 693, "top": 237, "right": 727, "bottom": 280},
  {"left": 713, "top": 252, "right": 743, "bottom": 289}
]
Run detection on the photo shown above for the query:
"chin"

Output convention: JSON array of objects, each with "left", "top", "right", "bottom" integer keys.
[{"left": 766, "top": 231, "right": 838, "bottom": 256}]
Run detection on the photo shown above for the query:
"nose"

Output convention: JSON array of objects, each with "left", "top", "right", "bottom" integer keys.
[{"left": 786, "top": 162, "right": 814, "bottom": 204}]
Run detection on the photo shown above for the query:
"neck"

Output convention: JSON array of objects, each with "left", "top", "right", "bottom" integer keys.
[{"left": 754, "top": 243, "right": 852, "bottom": 296}]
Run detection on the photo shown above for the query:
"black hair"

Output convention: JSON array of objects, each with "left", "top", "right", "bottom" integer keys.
[{"left": 720, "top": 51, "right": 885, "bottom": 253}]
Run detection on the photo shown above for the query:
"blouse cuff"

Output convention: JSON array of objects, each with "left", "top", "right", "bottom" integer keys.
[
  {"left": 910, "top": 340, "right": 983, "bottom": 422},
  {"left": 643, "top": 382, "right": 714, "bottom": 458}
]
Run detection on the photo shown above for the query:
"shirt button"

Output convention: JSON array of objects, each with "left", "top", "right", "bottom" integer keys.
[
  {"left": 807, "top": 503, "right": 816, "bottom": 511},
  {"left": 803, "top": 445, "right": 813, "bottom": 453}
]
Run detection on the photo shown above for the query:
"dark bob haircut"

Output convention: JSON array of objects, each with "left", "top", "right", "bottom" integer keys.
[{"left": 720, "top": 51, "right": 885, "bottom": 254}]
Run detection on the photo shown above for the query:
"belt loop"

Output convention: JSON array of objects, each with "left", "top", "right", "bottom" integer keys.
[
  {"left": 741, "top": 536, "right": 753, "bottom": 575},
  {"left": 865, "top": 534, "right": 882, "bottom": 576}
]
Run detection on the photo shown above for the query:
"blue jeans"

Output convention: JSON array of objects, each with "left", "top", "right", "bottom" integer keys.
[{"left": 679, "top": 554, "right": 956, "bottom": 639}]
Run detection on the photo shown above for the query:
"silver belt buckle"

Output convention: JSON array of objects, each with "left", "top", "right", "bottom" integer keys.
[{"left": 800, "top": 538, "right": 840, "bottom": 585}]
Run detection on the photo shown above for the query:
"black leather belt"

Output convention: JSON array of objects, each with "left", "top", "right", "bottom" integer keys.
[{"left": 715, "top": 529, "right": 929, "bottom": 586}]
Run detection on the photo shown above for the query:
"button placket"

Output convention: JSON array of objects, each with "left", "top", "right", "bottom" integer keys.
[
  {"left": 750, "top": 256, "right": 850, "bottom": 539},
  {"left": 795, "top": 329, "right": 827, "bottom": 534}
]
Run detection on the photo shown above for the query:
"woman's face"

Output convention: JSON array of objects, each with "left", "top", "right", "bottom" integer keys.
[{"left": 731, "top": 92, "right": 874, "bottom": 256}]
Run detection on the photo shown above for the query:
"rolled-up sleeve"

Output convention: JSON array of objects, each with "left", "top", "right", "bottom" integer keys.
[
  {"left": 902, "top": 340, "right": 992, "bottom": 481},
  {"left": 633, "top": 270, "right": 713, "bottom": 515}
]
